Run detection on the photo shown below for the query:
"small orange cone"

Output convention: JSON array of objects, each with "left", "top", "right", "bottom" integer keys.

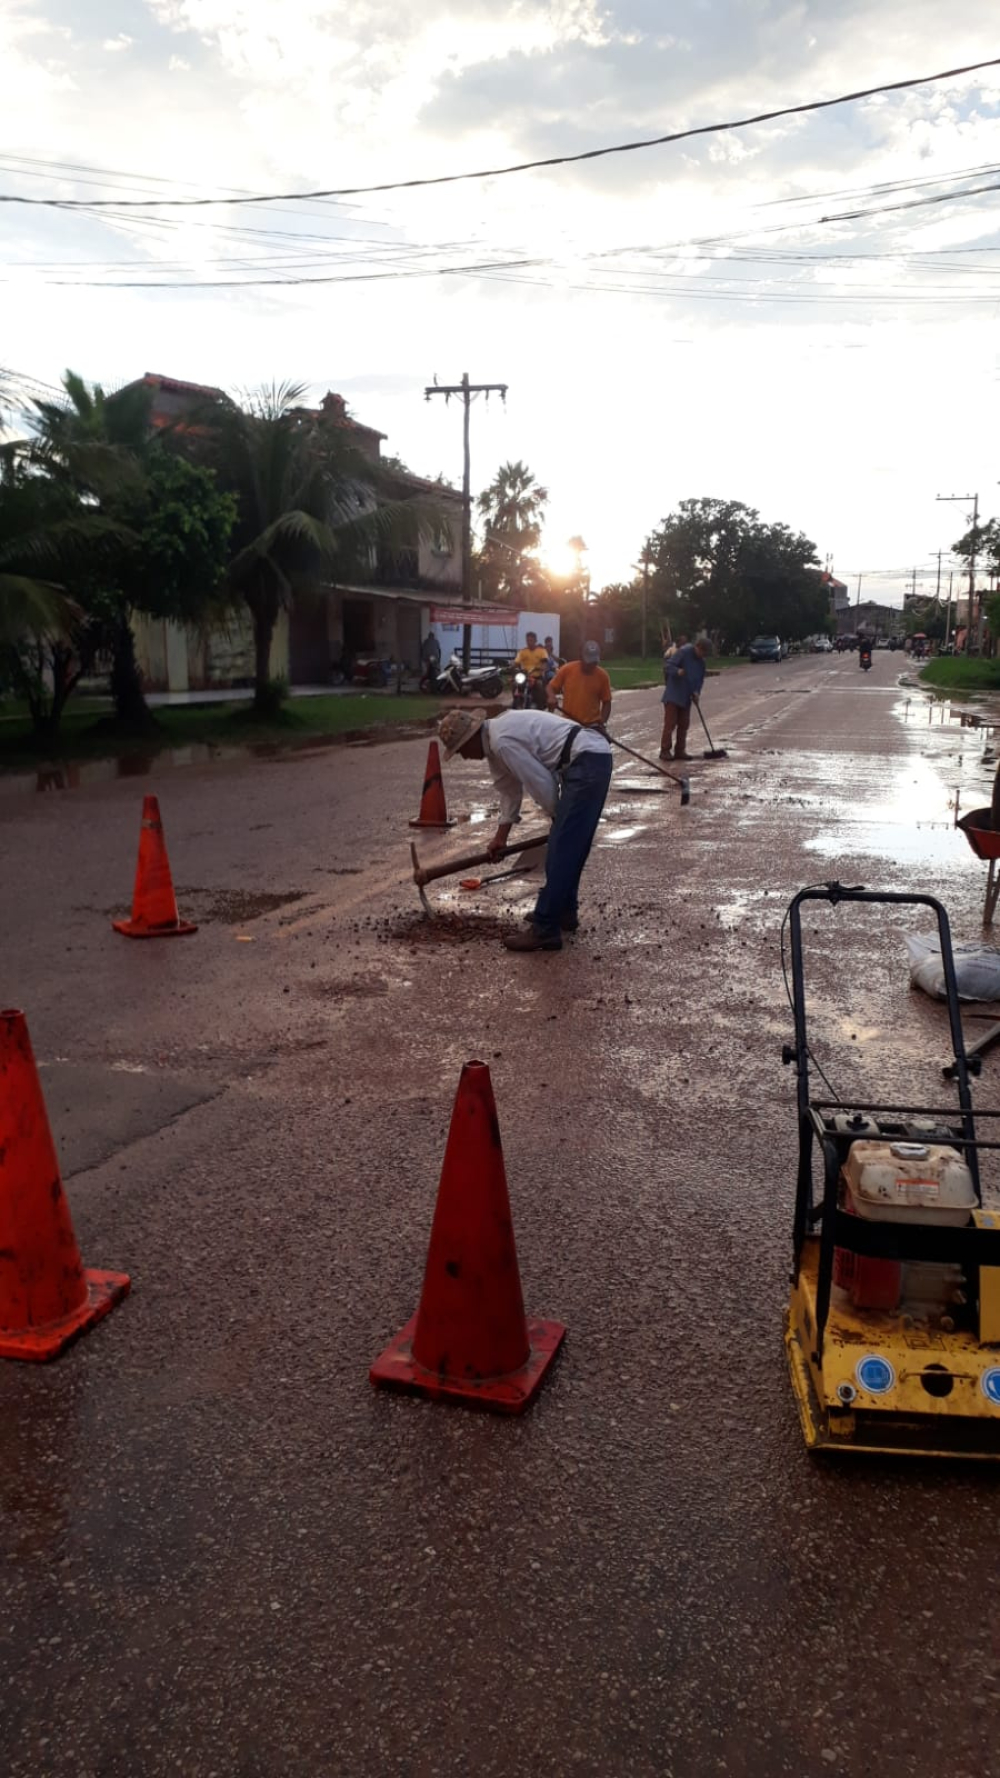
[
  {"left": 113, "top": 795, "right": 197, "bottom": 938},
  {"left": 408, "top": 741, "right": 455, "bottom": 830},
  {"left": 370, "top": 1061, "right": 565, "bottom": 1413},
  {"left": 0, "top": 1009, "right": 130, "bottom": 1360}
]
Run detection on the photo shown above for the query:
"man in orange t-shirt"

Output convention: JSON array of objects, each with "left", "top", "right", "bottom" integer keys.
[{"left": 547, "top": 641, "right": 612, "bottom": 728}]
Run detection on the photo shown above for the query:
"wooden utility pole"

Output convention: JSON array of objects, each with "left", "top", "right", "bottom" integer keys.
[
  {"left": 641, "top": 547, "right": 651, "bottom": 659},
  {"left": 937, "top": 491, "right": 979, "bottom": 651},
  {"left": 425, "top": 372, "right": 507, "bottom": 670}
]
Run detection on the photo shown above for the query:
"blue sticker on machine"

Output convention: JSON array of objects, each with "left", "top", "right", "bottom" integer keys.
[
  {"left": 981, "top": 1368, "right": 1000, "bottom": 1406},
  {"left": 856, "top": 1354, "right": 896, "bottom": 1395}
]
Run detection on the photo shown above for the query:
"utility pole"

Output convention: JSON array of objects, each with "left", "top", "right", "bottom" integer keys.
[
  {"left": 937, "top": 491, "right": 979, "bottom": 652},
  {"left": 640, "top": 546, "right": 651, "bottom": 659},
  {"left": 945, "top": 571, "right": 954, "bottom": 647},
  {"left": 425, "top": 372, "right": 507, "bottom": 670}
]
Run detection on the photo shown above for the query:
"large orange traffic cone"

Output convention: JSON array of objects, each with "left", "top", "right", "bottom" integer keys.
[
  {"left": 408, "top": 741, "right": 455, "bottom": 830},
  {"left": 370, "top": 1061, "right": 565, "bottom": 1413},
  {"left": 0, "top": 1009, "right": 130, "bottom": 1360},
  {"left": 113, "top": 795, "right": 197, "bottom": 938}
]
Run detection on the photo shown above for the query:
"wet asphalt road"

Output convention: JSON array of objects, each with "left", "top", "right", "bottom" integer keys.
[{"left": 2, "top": 653, "right": 1000, "bottom": 1778}]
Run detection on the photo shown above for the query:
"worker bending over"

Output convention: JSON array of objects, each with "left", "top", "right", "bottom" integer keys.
[
  {"left": 547, "top": 640, "right": 612, "bottom": 728},
  {"left": 439, "top": 707, "right": 612, "bottom": 952}
]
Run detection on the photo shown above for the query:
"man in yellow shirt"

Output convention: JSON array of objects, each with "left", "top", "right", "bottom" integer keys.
[
  {"left": 547, "top": 641, "right": 612, "bottom": 728},
  {"left": 513, "top": 630, "right": 550, "bottom": 710},
  {"left": 514, "top": 631, "right": 550, "bottom": 675}
]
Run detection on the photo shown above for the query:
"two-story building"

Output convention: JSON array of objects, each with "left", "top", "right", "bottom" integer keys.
[{"left": 128, "top": 374, "right": 463, "bottom": 692}]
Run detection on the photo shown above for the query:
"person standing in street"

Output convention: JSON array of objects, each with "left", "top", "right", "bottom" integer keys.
[
  {"left": 547, "top": 640, "right": 612, "bottom": 728},
  {"left": 661, "top": 635, "right": 709, "bottom": 761},
  {"left": 420, "top": 628, "right": 441, "bottom": 689},
  {"left": 439, "top": 706, "right": 613, "bottom": 951}
]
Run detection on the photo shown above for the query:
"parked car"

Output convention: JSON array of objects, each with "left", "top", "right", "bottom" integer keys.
[
  {"left": 812, "top": 635, "right": 833, "bottom": 653},
  {"left": 749, "top": 635, "right": 783, "bottom": 662}
]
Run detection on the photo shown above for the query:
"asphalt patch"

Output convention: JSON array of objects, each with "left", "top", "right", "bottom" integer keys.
[
  {"left": 378, "top": 911, "right": 510, "bottom": 945},
  {"left": 175, "top": 887, "right": 306, "bottom": 924},
  {"left": 35, "top": 1061, "right": 221, "bottom": 1178}
]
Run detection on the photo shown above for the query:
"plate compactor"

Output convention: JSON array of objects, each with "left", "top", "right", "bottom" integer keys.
[{"left": 783, "top": 884, "right": 1000, "bottom": 1460}]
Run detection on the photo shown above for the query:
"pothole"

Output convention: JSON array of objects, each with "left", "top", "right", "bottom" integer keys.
[{"left": 378, "top": 912, "right": 510, "bottom": 945}]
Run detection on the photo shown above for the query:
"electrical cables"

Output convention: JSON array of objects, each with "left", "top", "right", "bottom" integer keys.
[{"left": 1, "top": 55, "right": 997, "bottom": 208}]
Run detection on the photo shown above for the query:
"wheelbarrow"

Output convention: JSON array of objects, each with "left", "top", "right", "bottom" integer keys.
[{"left": 957, "top": 807, "right": 1000, "bottom": 925}]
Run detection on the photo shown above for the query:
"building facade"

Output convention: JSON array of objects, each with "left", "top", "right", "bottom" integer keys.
[{"left": 129, "top": 374, "right": 462, "bottom": 691}]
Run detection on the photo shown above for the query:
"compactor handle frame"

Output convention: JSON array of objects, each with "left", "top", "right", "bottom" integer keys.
[{"left": 784, "top": 885, "right": 984, "bottom": 1357}]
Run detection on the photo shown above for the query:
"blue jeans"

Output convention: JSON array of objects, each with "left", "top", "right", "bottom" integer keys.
[{"left": 532, "top": 750, "right": 613, "bottom": 936}]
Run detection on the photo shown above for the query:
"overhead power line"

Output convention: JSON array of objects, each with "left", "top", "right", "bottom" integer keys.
[{"left": 1, "top": 55, "right": 998, "bottom": 209}]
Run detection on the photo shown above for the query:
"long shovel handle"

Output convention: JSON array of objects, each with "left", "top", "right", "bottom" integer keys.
[
  {"left": 411, "top": 829, "right": 550, "bottom": 887},
  {"left": 606, "top": 734, "right": 688, "bottom": 792}
]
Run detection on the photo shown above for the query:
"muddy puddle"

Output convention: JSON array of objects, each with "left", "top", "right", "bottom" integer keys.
[{"left": 0, "top": 719, "right": 437, "bottom": 798}]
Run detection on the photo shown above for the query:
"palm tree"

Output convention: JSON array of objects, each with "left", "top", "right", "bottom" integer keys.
[
  {"left": 0, "top": 446, "right": 119, "bottom": 739},
  {"left": 29, "top": 372, "right": 153, "bottom": 727},
  {"left": 475, "top": 460, "right": 549, "bottom": 605},
  {"left": 198, "top": 383, "right": 434, "bottom": 715}
]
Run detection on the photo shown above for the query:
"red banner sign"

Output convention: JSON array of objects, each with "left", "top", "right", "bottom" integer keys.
[{"left": 430, "top": 605, "right": 514, "bottom": 627}]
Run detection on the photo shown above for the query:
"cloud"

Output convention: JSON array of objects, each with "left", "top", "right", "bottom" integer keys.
[
  {"left": 103, "top": 34, "right": 134, "bottom": 51},
  {"left": 3, "top": 0, "right": 1000, "bottom": 595}
]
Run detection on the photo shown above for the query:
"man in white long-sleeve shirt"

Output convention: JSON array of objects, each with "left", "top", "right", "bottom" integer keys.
[{"left": 438, "top": 707, "right": 613, "bottom": 952}]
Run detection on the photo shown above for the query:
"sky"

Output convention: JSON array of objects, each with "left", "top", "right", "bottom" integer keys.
[{"left": 2, "top": 1, "right": 1000, "bottom": 606}]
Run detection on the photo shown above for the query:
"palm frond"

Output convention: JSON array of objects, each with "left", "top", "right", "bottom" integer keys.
[{"left": 0, "top": 573, "right": 79, "bottom": 643}]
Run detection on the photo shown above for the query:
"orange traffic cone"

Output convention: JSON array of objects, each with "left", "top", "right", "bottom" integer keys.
[
  {"left": 370, "top": 1061, "right": 565, "bottom": 1413},
  {"left": 0, "top": 1009, "right": 130, "bottom": 1360},
  {"left": 408, "top": 741, "right": 455, "bottom": 830},
  {"left": 113, "top": 795, "right": 197, "bottom": 938}
]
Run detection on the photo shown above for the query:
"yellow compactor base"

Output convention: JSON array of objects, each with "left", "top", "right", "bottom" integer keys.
[{"left": 786, "top": 1240, "right": 1000, "bottom": 1459}]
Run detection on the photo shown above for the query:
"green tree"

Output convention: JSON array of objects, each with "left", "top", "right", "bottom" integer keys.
[
  {"left": 904, "top": 597, "right": 946, "bottom": 642},
  {"left": 197, "top": 383, "right": 432, "bottom": 715},
  {"left": 645, "top": 497, "right": 821, "bottom": 649},
  {"left": 475, "top": 460, "right": 549, "bottom": 606},
  {"left": 952, "top": 516, "right": 1000, "bottom": 576}
]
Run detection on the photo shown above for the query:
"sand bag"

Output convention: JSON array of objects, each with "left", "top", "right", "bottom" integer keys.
[{"left": 906, "top": 933, "right": 1000, "bottom": 1002}]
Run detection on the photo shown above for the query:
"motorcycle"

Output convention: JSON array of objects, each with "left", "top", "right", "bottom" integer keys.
[
  {"left": 511, "top": 667, "right": 547, "bottom": 711},
  {"left": 859, "top": 646, "right": 872, "bottom": 672},
  {"left": 421, "top": 650, "right": 504, "bottom": 699}
]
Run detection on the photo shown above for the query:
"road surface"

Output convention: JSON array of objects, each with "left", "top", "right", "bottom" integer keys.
[{"left": 1, "top": 650, "right": 997, "bottom": 1778}]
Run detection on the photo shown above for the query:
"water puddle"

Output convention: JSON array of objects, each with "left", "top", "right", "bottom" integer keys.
[
  {"left": 599, "top": 824, "right": 649, "bottom": 846},
  {"left": 0, "top": 721, "right": 437, "bottom": 799}
]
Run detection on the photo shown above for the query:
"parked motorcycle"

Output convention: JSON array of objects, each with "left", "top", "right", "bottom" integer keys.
[{"left": 421, "top": 650, "right": 504, "bottom": 699}]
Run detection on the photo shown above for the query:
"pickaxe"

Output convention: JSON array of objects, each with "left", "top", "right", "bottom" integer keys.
[{"left": 410, "top": 830, "right": 549, "bottom": 917}]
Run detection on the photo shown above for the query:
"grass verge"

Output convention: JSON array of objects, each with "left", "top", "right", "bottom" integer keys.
[
  {"left": 604, "top": 654, "right": 750, "bottom": 689},
  {"left": 0, "top": 692, "right": 435, "bottom": 772},
  {"left": 920, "top": 658, "right": 1000, "bottom": 695}
]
